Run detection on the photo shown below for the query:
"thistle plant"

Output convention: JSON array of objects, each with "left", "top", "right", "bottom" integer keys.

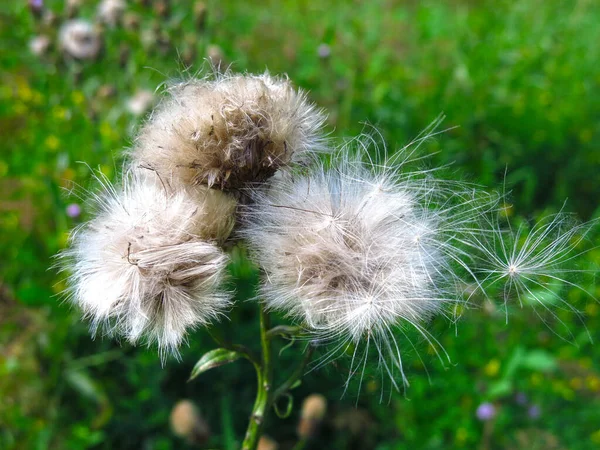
[{"left": 58, "top": 71, "right": 598, "bottom": 449}]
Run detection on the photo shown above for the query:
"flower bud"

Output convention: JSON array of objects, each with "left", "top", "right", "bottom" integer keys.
[
  {"left": 170, "top": 400, "right": 210, "bottom": 445},
  {"left": 257, "top": 435, "right": 278, "bottom": 450},
  {"left": 297, "top": 394, "right": 327, "bottom": 439},
  {"left": 206, "top": 44, "right": 225, "bottom": 67},
  {"left": 194, "top": 2, "right": 208, "bottom": 30}
]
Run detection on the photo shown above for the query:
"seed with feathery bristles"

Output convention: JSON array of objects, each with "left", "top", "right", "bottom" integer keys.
[
  {"left": 468, "top": 208, "right": 598, "bottom": 338},
  {"left": 58, "top": 168, "right": 235, "bottom": 359},
  {"left": 130, "top": 72, "right": 327, "bottom": 193}
]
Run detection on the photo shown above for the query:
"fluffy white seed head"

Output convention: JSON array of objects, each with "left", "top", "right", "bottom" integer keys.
[
  {"left": 29, "top": 35, "right": 51, "bottom": 57},
  {"left": 242, "top": 142, "right": 492, "bottom": 389},
  {"left": 97, "top": 0, "right": 126, "bottom": 27},
  {"left": 59, "top": 20, "right": 102, "bottom": 60},
  {"left": 130, "top": 72, "right": 327, "bottom": 192},
  {"left": 59, "top": 169, "right": 235, "bottom": 358},
  {"left": 126, "top": 90, "right": 155, "bottom": 116}
]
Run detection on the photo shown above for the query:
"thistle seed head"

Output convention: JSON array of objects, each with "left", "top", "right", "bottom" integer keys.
[
  {"left": 242, "top": 137, "right": 493, "bottom": 390},
  {"left": 59, "top": 168, "right": 234, "bottom": 358},
  {"left": 131, "top": 72, "right": 327, "bottom": 192},
  {"left": 59, "top": 20, "right": 102, "bottom": 60}
]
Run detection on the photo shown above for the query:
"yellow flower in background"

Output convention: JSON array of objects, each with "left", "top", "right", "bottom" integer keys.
[
  {"left": 71, "top": 91, "right": 85, "bottom": 106},
  {"left": 17, "top": 80, "right": 33, "bottom": 102},
  {"left": 455, "top": 427, "right": 468, "bottom": 445},
  {"left": 484, "top": 359, "right": 500, "bottom": 377},
  {"left": 586, "top": 376, "right": 600, "bottom": 392},
  {"left": 585, "top": 303, "right": 598, "bottom": 317},
  {"left": 45, "top": 135, "right": 60, "bottom": 151},
  {"left": 100, "top": 121, "right": 118, "bottom": 141},
  {"left": 591, "top": 429, "right": 600, "bottom": 446},
  {"left": 530, "top": 373, "right": 543, "bottom": 386},
  {"left": 52, "top": 106, "right": 69, "bottom": 121}
]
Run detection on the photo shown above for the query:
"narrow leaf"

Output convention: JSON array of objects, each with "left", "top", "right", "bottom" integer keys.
[{"left": 189, "top": 348, "right": 243, "bottom": 381}]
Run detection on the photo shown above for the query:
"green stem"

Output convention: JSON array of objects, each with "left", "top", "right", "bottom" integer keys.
[
  {"left": 272, "top": 346, "right": 314, "bottom": 402},
  {"left": 241, "top": 306, "right": 315, "bottom": 449},
  {"left": 207, "top": 327, "right": 260, "bottom": 369},
  {"left": 241, "top": 302, "right": 273, "bottom": 450}
]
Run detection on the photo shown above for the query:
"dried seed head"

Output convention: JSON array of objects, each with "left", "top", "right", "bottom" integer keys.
[
  {"left": 59, "top": 20, "right": 102, "bottom": 60},
  {"left": 59, "top": 168, "right": 234, "bottom": 358},
  {"left": 170, "top": 400, "right": 210, "bottom": 444},
  {"left": 131, "top": 72, "right": 327, "bottom": 192},
  {"left": 243, "top": 138, "right": 494, "bottom": 390}
]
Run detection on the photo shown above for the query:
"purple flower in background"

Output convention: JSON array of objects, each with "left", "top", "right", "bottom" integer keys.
[
  {"left": 29, "top": 0, "right": 44, "bottom": 15},
  {"left": 317, "top": 43, "right": 331, "bottom": 59},
  {"left": 476, "top": 402, "right": 496, "bottom": 421},
  {"left": 528, "top": 404, "right": 541, "bottom": 419},
  {"left": 515, "top": 392, "right": 527, "bottom": 405},
  {"left": 66, "top": 203, "right": 82, "bottom": 218}
]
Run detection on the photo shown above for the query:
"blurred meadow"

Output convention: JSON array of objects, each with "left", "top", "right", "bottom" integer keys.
[{"left": 1, "top": 0, "right": 600, "bottom": 448}]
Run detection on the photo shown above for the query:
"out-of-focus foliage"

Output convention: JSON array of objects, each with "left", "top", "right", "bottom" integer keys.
[{"left": 1, "top": 0, "right": 599, "bottom": 449}]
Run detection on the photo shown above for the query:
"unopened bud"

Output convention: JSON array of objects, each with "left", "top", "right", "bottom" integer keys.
[
  {"left": 170, "top": 400, "right": 210, "bottom": 445},
  {"left": 257, "top": 435, "right": 279, "bottom": 450},
  {"left": 297, "top": 394, "right": 327, "bottom": 439},
  {"left": 206, "top": 44, "right": 225, "bottom": 68},
  {"left": 194, "top": 2, "right": 208, "bottom": 30}
]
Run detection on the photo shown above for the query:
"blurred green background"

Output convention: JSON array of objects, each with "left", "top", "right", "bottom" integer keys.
[{"left": 1, "top": 0, "right": 600, "bottom": 448}]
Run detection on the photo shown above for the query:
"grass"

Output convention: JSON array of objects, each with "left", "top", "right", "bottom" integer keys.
[{"left": 1, "top": 0, "right": 599, "bottom": 448}]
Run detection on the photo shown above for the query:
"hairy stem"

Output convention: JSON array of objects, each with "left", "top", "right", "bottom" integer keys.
[{"left": 241, "top": 302, "right": 273, "bottom": 450}]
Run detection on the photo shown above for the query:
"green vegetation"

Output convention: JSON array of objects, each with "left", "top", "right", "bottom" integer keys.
[{"left": 1, "top": 0, "right": 599, "bottom": 448}]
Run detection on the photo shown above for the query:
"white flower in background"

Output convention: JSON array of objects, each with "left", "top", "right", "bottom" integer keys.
[
  {"left": 59, "top": 168, "right": 236, "bottom": 358},
  {"left": 131, "top": 72, "right": 327, "bottom": 191},
  {"left": 59, "top": 20, "right": 102, "bottom": 60},
  {"left": 97, "top": 0, "right": 126, "bottom": 27},
  {"left": 29, "top": 35, "right": 51, "bottom": 56},
  {"left": 243, "top": 137, "right": 495, "bottom": 390},
  {"left": 126, "top": 90, "right": 154, "bottom": 115}
]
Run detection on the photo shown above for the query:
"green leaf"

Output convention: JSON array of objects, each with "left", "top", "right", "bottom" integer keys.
[
  {"left": 487, "top": 379, "right": 513, "bottom": 399},
  {"left": 520, "top": 350, "right": 557, "bottom": 372},
  {"left": 189, "top": 348, "right": 244, "bottom": 381}
]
